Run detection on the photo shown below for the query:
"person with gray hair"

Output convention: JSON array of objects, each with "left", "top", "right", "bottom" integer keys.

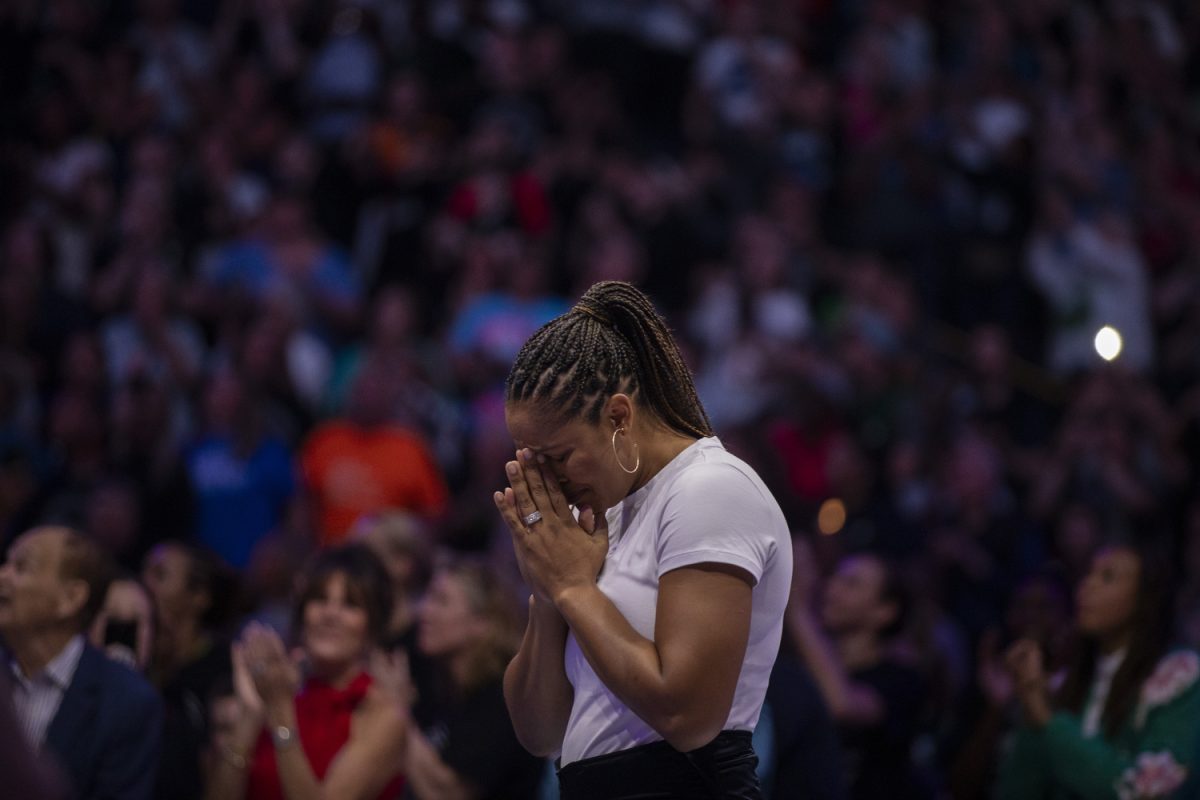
[{"left": 0, "top": 525, "right": 162, "bottom": 799}]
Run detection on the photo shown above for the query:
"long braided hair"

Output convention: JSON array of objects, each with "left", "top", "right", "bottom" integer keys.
[
  {"left": 505, "top": 281, "right": 713, "bottom": 438},
  {"left": 1056, "top": 541, "right": 1176, "bottom": 740}
]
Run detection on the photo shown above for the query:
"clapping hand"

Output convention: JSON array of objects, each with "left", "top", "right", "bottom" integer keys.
[
  {"left": 1004, "top": 638, "right": 1052, "bottom": 727},
  {"left": 977, "top": 630, "right": 1014, "bottom": 708},
  {"left": 235, "top": 623, "right": 301, "bottom": 715},
  {"left": 368, "top": 647, "right": 417, "bottom": 711},
  {"left": 231, "top": 640, "right": 265, "bottom": 717}
]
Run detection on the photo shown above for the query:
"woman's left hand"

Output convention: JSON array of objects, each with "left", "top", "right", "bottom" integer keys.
[
  {"left": 494, "top": 449, "right": 608, "bottom": 605},
  {"left": 238, "top": 622, "right": 301, "bottom": 712},
  {"left": 368, "top": 647, "right": 417, "bottom": 711},
  {"left": 1004, "top": 638, "right": 1052, "bottom": 727},
  {"left": 1004, "top": 638, "right": 1045, "bottom": 689}
]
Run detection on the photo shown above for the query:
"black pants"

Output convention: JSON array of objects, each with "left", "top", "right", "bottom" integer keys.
[{"left": 557, "top": 731, "right": 762, "bottom": 800}]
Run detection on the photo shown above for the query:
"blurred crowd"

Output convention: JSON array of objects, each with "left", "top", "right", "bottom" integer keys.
[{"left": 2, "top": 0, "right": 1200, "bottom": 798}]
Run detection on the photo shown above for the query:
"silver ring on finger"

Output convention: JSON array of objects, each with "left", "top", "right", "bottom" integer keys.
[{"left": 522, "top": 510, "right": 543, "bottom": 526}]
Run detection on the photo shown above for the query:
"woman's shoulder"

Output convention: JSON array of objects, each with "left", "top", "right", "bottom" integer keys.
[
  {"left": 357, "top": 672, "right": 400, "bottom": 703},
  {"left": 352, "top": 679, "right": 410, "bottom": 731},
  {"left": 662, "top": 443, "right": 784, "bottom": 521},
  {"left": 666, "top": 441, "right": 768, "bottom": 494},
  {"left": 1140, "top": 650, "right": 1200, "bottom": 711}
]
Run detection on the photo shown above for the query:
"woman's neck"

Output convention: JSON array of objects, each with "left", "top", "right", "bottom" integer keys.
[
  {"left": 310, "top": 658, "right": 363, "bottom": 689},
  {"left": 165, "top": 617, "right": 208, "bottom": 663},
  {"left": 447, "top": 651, "right": 473, "bottom": 691},
  {"left": 1097, "top": 630, "right": 1132, "bottom": 657},
  {"left": 629, "top": 428, "right": 699, "bottom": 494},
  {"left": 389, "top": 597, "right": 414, "bottom": 637}
]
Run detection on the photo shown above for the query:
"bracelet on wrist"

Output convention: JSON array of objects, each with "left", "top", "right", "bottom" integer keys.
[{"left": 270, "top": 724, "right": 297, "bottom": 751}]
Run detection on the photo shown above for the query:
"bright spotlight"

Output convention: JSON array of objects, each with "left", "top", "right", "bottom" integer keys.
[{"left": 1094, "top": 326, "right": 1123, "bottom": 362}]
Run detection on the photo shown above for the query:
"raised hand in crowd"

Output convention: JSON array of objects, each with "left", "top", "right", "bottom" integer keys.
[
  {"left": 1004, "top": 638, "right": 1052, "bottom": 727},
  {"left": 977, "top": 630, "right": 1014, "bottom": 710}
]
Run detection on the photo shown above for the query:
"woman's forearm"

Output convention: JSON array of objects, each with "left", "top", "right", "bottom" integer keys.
[
  {"left": 1015, "top": 686, "right": 1052, "bottom": 728},
  {"left": 786, "top": 605, "right": 882, "bottom": 725},
  {"left": 204, "top": 755, "right": 250, "bottom": 800},
  {"left": 554, "top": 585, "right": 675, "bottom": 737},
  {"left": 503, "top": 595, "right": 574, "bottom": 756},
  {"left": 266, "top": 702, "right": 325, "bottom": 800},
  {"left": 404, "top": 724, "right": 477, "bottom": 800},
  {"left": 788, "top": 605, "right": 851, "bottom": 714},
  {"left": 204, "top": 719, "right": 260, "bottom": 800},
  {"left": 553, "top": 566, "right": 750, "bottom": 752}
]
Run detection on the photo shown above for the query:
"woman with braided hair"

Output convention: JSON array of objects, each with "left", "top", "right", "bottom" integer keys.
[{"left": 494, "top": 281, "right": 792, "bottom": 799}]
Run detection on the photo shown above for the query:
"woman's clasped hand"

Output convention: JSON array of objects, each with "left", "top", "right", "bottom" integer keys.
[{"left": 493, "top": 448, "right": 608, "bottom": 605}]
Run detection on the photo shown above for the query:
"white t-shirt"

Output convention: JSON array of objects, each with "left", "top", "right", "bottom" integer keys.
[{"left": 559, "top": 437, "right": 793, "bottom": 765}]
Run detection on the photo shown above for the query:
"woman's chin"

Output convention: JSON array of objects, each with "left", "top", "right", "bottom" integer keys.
[
  {"left": 1075, "top": 609, "right": 1099, "bottom": 634},
  {"left": 415, "top": 634, "right": 443, "bottom": 658},
  {"left": 305, "top": 647, "right": 359, "bottom": 673},
  {"left": 1076, "top": 616, "right": 1120, "bottom": 642},
  {"left": 566, "top": 487, "right": 596, "bottom": 508}
]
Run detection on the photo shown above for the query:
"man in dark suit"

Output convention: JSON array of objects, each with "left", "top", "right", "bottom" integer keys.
[
  {"left": 0, "top": 525, "right": 161, "bottom": 799},
  {"left": 0, "top": 669, "right": 68, "bottom": 799}
]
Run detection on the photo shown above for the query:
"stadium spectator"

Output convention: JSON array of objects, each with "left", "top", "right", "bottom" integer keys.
[{"left": 0, "top": 525, "right": 162, "bottom": 799}]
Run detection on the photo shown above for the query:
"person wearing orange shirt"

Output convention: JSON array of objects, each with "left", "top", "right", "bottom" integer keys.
[{"left": 301, "top": 362, "right": 448, "bottom": 544}]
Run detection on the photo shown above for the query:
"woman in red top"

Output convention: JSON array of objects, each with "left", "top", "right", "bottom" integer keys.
[{"left": 206, "top": 545, "right": 407, "bottom": 800}]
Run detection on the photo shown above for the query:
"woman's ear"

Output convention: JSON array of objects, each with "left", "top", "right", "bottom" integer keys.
[{"left": 605, "top": 393, "right": 633, "bottom": 429}]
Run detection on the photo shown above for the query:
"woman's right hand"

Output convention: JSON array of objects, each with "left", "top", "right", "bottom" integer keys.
[
  {"left": 239, "top": 623, "right": 302, "bottom": 716},
  {"left": 231, "top": 640, "right": 266, "bottom": 718},
  {"left": 978, "top": 630, "right": 1014, "bottom": 708},
  {"left": 1004, "top": 638, "right": 1052, "bottom": 727},
  {"left": 1004, "top": 638, "right": 1045, "bottom": 692},
  {"left": 494, "top": 449, "right": 609, "bottom": 606}
]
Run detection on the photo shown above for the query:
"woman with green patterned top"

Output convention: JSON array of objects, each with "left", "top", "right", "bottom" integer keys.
[{"left": 997, "top": 542, "right": 1200, "bottom": 799}]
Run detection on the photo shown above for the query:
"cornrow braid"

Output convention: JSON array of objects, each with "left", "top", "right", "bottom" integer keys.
[{"left": 505, "top": 281, "right": 713, "bottom": 438}]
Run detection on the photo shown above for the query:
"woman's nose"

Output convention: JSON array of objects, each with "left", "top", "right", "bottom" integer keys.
[{"left": 315, "top": 601, "right": 341, "bottom": 620}]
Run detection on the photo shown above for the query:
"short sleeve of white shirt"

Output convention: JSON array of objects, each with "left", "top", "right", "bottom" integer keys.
[{"left": 656, "top": 459, "right": 778, "bottom": 583}]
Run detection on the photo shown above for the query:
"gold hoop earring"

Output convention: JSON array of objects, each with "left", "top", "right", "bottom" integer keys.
[{"left": 612, "top": 426, "right": 640, "bottom": 474}]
